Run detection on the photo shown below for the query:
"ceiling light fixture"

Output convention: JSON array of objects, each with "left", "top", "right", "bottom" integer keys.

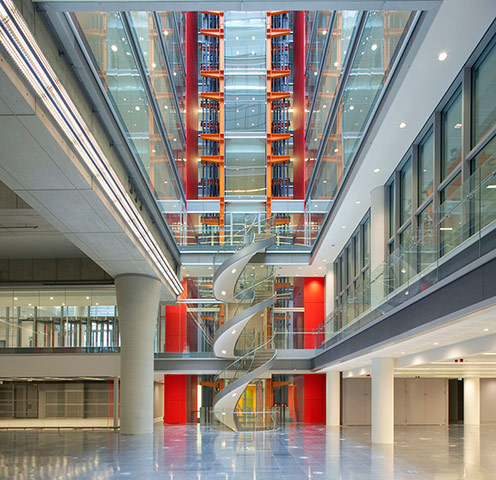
[
  {"left": 374, "top": 168, "right": 380, "bottom": 173},
  {"left": 355, "top": 200, "right": 360, "bottom": 205},
  {"left": 438, "top": 51, "right": 448, "bottom": 61},
  {"left": 399, "top": 122, "right": 407, "bottom": 129},
  {"left": 371, "top": 43, "right": 378, "bottom": 51}
]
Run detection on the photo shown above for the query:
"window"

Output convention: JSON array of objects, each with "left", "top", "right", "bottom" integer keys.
[
  {"left": 417, "top": 202, "right": 435, "bottom": 272},
  {"left": 472, "top": 136, "right": 496, "bottom": 229},
  {"left": 388, "top": 182, "right": 395, "bottom": 238},
  {"left": 472, "top": 38, "right": 496, "bottom": 146},
  {"left": 442, "top": 90, "right": 462, "bottom": 180},
  {"left": 440, "top": 174, "right": 463, "bottom": 256},
  {"left": 418, "top": 129, "right": 434, "bottom": 205},
  {"left": 400, "top": 158, "right": 412, "bottom": 225}
]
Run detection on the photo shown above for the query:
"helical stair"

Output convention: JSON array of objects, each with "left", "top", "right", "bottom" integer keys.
[{"left": 212, "top": 223, "right": 278, "bottom": 431}]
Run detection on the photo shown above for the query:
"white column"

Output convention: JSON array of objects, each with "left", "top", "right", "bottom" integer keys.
[
  {"left": 370, "top": 186, "right": 387, "bottom": 308},
  {"left": 464, "top": 377, "right": 480, "bottom": 425},
  {"left": 326, "top": 371, "right": 340, "bottom": 426},
  {"left": 372, "top": 357, "right": 394, "bottom": 444},
  {"left": 116, "top": 274, "right": 162, "bottom": 435}
]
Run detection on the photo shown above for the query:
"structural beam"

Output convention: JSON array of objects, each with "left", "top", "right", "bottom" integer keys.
[{"left": 38, "top": 1, "right": 443, "bottom": 13}]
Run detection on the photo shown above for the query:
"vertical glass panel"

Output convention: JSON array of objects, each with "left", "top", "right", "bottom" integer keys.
[
  {"left": 472, "top": 38, "right": 496, "bottom": 146},
  {"left": 346, "top": 245, "right": 352, "bottom": 283},
  {"left": 399, "top": 223, "right": 413, "bottom": 286},
  {"left": 157, "top": 12, "right": 186, "bottom": 123},
  {"left": 341, "top": 11, "right": 412, "bottom": 167},
  {"left": 418, "top": 129, "right": 434, "bottom": 205},
  {"left": 388, "top": 182, "right": 395, "bottom": 238},
  {"left": 442, "top": 89, "right": 462, "bottom": 180},
  {"left": 417, "top": 202, "right": 435, "bottom": 272},
  {"left": 400, "top": 158, "right": 412, "bottom": 225},
  {"left": 305, "top": 11, "right": 359, "bottom": 184},
  {"left": 305, "top": 11, "right": 333, "bottom": 112},
  {"left": 224, "top": 12, "right": 266, "bottom": 200},
  {"left": 473, "top": 135, "right": 496, "bottom": 230},
  {"left": 130, "top": 12, "right": 186, "bottom": 185},
  {"left": 353, "top": 234, "right": 360, "bottom": 276},
  {"left": 440, "top": 174, "right": 462, "bottom": 256},
  {"left": 362, "top": 218, "right": 370, "bottom": 266}
]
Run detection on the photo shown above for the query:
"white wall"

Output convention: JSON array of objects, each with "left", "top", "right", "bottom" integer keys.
[
  {"left": 342, "top": 378, "right": 448, "bottom": 426},
  {"left": 481, "top": 378, "right": 496, "bottom": 423},
  {"left": 0, "top": 354, "right": 119, "bottom": 377}
]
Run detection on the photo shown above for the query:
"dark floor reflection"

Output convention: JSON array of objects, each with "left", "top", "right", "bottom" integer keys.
[{"left": 0, "top": 424, "right": 495, "bottom": 479}]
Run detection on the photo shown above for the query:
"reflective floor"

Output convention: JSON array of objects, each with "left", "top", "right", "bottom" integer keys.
[{"left": 0, "top": 424, "right": 495, "bottom": 479}]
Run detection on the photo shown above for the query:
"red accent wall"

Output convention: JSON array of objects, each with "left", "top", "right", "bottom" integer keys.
[
  {"left": 304, "top": 277, "right": 325, "bottom": 348},
  {"left": 185, "top": 12, "right": 198, "bottom": 199},
  {"left": 164, "top": 375, "right": 187, "bottom": 423},
  {"left": 292, "top": 11, "right": 305, "bottom": 199},
  {"left": 304, "top": 374, "right": 326, "bottom": 423},
  {"left": 165, "top": 280, "right": 188, "bottom": 352},
  {"left": 164, "top": 374, "right": 198, "bottom": 424}
]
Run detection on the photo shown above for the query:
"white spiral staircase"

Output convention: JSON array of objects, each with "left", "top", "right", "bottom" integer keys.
[{"left": 212, "top": 227, "right": 278, "bottom": 431}]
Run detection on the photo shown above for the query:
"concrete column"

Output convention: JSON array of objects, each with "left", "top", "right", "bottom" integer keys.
[
  {"left": 464, "top": 377, "right": 480, "bottom": 425},
  {"left": 115, "top": 274, "right": 162, "bottom": 435},
  {"left": 372, "top": 358, "right": 394, "bottom": 444},
  {"left": 370, "top": 186, "right": 387, "bottom": 307},
  {"left": 326, "top": 371, "right": 340, "bottom": 427}
]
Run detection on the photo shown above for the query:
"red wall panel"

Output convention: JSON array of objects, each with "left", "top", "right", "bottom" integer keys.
[
  {"left": 304, "top": 277, "right": 325, "bottom": 348},
  {"left": 164, "top": 375, "right": 187, "bottom": 424},
  {"left": 304, "top": 374, "right": 326, "bottom": 424}
]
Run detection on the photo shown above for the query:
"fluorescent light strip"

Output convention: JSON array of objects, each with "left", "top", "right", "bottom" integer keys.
[{"left": 0, "top": 0, "right": 182, "bottom": 295}]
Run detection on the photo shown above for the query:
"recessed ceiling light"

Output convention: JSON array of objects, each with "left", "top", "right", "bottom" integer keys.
[
  {"left": 399, "top": 122, "right": 407, "bottom": 129},
  {"left": 334, "top": 61, "right": 339, "bottom": 67},
  {"left": 349, "top": 105, "right": 355, "bottom": 111},
  {"left": 231, "top": 330, "right": 236, "bottom": 335},
  {"left": 433, "top": 342, "right": 439, "bottom": 345},
  {"left": 438, "top": 51, "right": 448, "bottom": 61},
  {"left": 484, "top": 328, "right": 489, "bottom": 332},
  {"left": 221, "top": 291, "right": 226, "bottom": 296},
  {"left": 454, "top": 123, "right": 462, "bottom": 129},
  {"left": 322, "top": 30, "right": 327, "bottom": 36},
  {"left": 135, "top": 106, "right": 140, "bottom": 111},
  {"left": 314, "top": 71, "right": 318, "bottom": 76},
  {"left": 111, "top": 45, "right": 118, "bottom": 52},
  {"left": 341, "top": 225, "right": 346, "bottom": 229},
  {"left": 318, "top": 267, "right": 322, "bottom": 270},
  {"left": 221, "top": 350, "right": 227, "bottom": 355},
  {"left": 374, "top": 168, "right": 380, "bottom": 173},
  {"left": 50, "top": 297, "right": 54, "bottom": 300},
  {"left": 355, "top": 200, "right": 360, "bottom": 205},
  {"left": 371, "top": 44, "right": 378, "bottom": 51},
  {"left": 232, "top": 393, "right": 237, "bottom": 397},
  {"left": 231, "top": 268, "right": 237, "bottom": 274},
  {"left": 86, "top": 296, "right": 90, "bottom": 300}
]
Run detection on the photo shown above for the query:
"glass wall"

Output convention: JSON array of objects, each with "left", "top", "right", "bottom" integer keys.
[
  {"left": 333, "top": 213, "right": 371, "bottom": 329},
  {"left": 306, "top": 11, "right": 414, "bottom": 228},
  {"left": 71, "top": 12, "right": 186, "bottom": 237},
  {"left": 318, "top": 29, "right": 496, "bottom": 348},
  {"left": 0, "top": 288, "right": 117, "bottom": 349}
]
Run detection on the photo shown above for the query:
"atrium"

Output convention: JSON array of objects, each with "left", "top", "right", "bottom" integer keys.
[{"left": 0, "top": 0, "right": 495, "bottom": 478}]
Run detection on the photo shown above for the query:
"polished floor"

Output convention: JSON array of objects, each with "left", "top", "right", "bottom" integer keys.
[{"left": 0, "top": 424, "right": 495, "bottom": 479}]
